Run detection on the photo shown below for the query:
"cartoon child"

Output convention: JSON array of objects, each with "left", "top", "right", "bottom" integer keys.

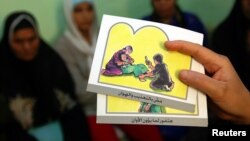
[
  {"left": 146, "top": 54, "right": 174, "bottom": 91},
  {"left": 101, "top": 45, "right": 134, "bottom": 76}
]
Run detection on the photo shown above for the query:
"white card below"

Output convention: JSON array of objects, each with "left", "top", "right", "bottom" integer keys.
[{"left": 97, "top": 92, "right": 207, "bottom": 127}]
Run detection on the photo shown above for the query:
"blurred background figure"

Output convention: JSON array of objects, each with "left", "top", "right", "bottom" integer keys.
[
  {"left": 55, "top": 0, "right": 97, "bottom": 117},
  {"left": 212, "top": 0, "right": 250, "bottom": 90},
  {"left": 55, "top": 0, "right": 118, "bottom": 140},
  {"left": 143, "top": 0, "right": 208, "bottom": 46},
  {"left": 0, "top": 11, "right": 91, "bottom": 141},
  {"left": 142, "top": 0, "right": 208, "bottom": 140},
  {"left": 55, "top": 0, "right": 164, "bottom": 141},
  {"left": 55, "top": 0, "right": 120, "bottom": 140}
]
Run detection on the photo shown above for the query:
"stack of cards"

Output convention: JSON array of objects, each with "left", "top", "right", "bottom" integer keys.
[{"left": 87, "top": 15, "right": 208, "bottom": 127}]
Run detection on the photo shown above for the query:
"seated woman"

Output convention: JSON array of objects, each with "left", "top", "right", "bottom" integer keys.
[
  {"left": 55, "top": 1, "right": 121, "bottom": 140},
  {"left": 0, "top": 11, "right": 90, "bottom": 141},
  {"left": 102, "top": 45, "right": 134, "bottom": 76},
  {"left": 55, "top": 1, "right": 164, "bottom": 140}
]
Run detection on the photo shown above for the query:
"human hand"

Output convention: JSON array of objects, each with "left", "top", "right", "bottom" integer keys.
[
  {"left": 165, "top": 40, "right": 250, "bottom": 124},
  {"left": 117, "top": 61, "right": 126, "bottom": 66},
  {"left": 130, "top": 58, "right": 135, "bottom": 64}
]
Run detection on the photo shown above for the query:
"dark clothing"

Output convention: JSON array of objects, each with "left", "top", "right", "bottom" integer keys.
[
  {"left": 0, "top": 40, "right": 77, "bottom": 125},
  {"left": 0, "top": 13, "right": 74, "bottom": 126},
  {"left": 143, "top": 7, "right": 208, "bottom": 46},
  {"left": 5, "top": 120, "right": 37, "bottom": 141},
  {"left": 0, "top": 12, "right": 91, "bottom": 141},
  {"left": 60, "top": 105, "right": 91, "bottom": 141},
  {"left": 212, "top": 0, "right": 250, "bottom": 90},
  {"left": 151, "top": 64, "right": 172, "bottom": 89},
  {"left": 207, "top": 1, "right": 250, "bottom": 140}
]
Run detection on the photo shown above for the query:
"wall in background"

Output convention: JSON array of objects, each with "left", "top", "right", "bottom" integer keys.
[
  {"left": 0, "top": 0, "right": 64, "bottom": 44},
  {"left": 178, "top": 0, "right": 234, "bottom": 32},
  {"left": 0, "top": 0, "right": 234, "bottom": 44},
  {"left": 94, "top": 0, "right": 235, "bottom": 32}
]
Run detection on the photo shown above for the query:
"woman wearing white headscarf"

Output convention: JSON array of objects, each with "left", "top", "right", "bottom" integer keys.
[
  {"left": 55, "top": 1, "right": 164, "bottom": 141},
  {"left": 55, "top": 0, "right": 97, "bottom": 115},
  {"left": 55, "top": 1, "right": 121, "bottom": 141}
]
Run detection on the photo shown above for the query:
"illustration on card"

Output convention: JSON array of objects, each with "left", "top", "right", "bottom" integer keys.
[
  {"left": 138, "top": 102, "right": 166, "bottom": 113},
  {"left": 99, "top": 23, "right": 191, "bottom": 99},
  {"left": 101, "top": 46, "right": 174, "bottom": 91}
]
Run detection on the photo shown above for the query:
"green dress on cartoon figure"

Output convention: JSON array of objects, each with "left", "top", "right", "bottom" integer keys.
[
  {"left": 138, "top": 102, "right": 165, "bottom": 113},
  {"left": 121, "top": 64, "right": 148, "bottom": 77}
]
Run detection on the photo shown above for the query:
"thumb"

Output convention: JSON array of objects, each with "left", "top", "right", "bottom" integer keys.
[{"left": 179, "top": 70, "right": 221, "bottom": 99}]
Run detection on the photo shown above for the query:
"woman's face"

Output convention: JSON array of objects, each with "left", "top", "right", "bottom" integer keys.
[
  {"left": 152, "top": 0, "right": 176, "bottom": 19},
  {"left": 10, "top": 28, "right": 40, "bottom": 61},
  {"left": 125, "top": 48, "right": 132, "bottom": 54},
  {"left": 73, "top": 2, "right": 95, "bottom": 32}
]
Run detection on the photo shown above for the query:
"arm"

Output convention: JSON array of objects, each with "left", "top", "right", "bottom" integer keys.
[
  {"left": 165, "top": 40, "right": 250, "bottom": 124},
  {"left": 149, "top": 64, "right": 155, "bottom": 71},
  {"left": 126, "top": 55, "right": 134, "bottom": 64},
  {"left": 143, "top": 62, "right": 155, "bottom": 78},
  {"left": 116, "top": 61, "right": 127, "bottom": 66}
]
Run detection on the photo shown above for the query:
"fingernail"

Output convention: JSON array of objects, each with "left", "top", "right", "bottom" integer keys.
[{"left": 165, "top": 41, "right": 170, "bottom": 49}]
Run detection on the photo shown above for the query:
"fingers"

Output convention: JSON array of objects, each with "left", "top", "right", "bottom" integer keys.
[
  {"left": 165, "top": 41, "right": 223, "bottom": 71},
  {"left": 179, "top": 70, "right": 225, "bottom": 100}
]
